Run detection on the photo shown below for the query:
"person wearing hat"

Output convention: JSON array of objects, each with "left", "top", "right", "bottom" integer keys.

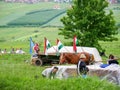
[
  {"left": 80, "top": 53, "right": 86, "bottom": 60},
  {"left": 77, "top": 53, "right": 89, "bottom": 78}
]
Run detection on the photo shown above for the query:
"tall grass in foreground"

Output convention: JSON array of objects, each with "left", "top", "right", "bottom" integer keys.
[{"left": 0, "top": 54, "right": 120, "bottom": 90}]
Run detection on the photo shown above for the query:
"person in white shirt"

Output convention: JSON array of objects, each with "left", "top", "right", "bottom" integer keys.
[{"left": 42, "top": 67, "right": 58, "bottom": 79}]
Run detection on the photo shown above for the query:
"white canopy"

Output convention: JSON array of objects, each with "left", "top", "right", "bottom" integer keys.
[
  {"left": 46, "top": 46, "right": 102, "bottom": 62},
  {"left": 42, "top": 64, "right": 120, "bottom": 85},
  {"left": 47, "top": 46, "right": 57, "bottom": 53}
]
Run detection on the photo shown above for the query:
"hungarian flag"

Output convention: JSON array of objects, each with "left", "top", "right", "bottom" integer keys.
[
  {"left": 44, "top": 37, "right": 51, "bottom": 55},
  {"left": 73, "top": 36, "right": 78, "bottom": 53},
  {"left": 57, "top": 39, "right": 63, "bottom": 51}
]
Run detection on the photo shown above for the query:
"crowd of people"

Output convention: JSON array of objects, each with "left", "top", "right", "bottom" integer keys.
[
  {"left": 0, "top": 48, "right": 25, "bottom": 54},
  {"left": 0, "top": 42, "right": 40, "bottom": 55}
]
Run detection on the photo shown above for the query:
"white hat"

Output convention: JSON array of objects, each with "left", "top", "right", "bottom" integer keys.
[{"left": 80, "top": 54, "right": 86, "bottom": 59}]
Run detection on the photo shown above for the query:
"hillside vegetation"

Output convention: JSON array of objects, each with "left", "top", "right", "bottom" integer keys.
[
  {"left": 0, "top": 1, "right": 69, "bottom": 26},
  {"left": 0, "top": 1, "right": 119, "bottom": 27},
  {"left": 0, "top": 1, "right": 120, "bottom": 56},
  {"left": 0, "top": 1, "right": 120, "bottom": 90},
  {"left": 7, "top": 9, "right": 66, "bottom": 26}
]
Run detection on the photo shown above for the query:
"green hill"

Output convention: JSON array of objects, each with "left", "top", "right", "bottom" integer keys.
[
  {"left": 7, "top": 9, "right": 66, "bottom": 26},
  {"left": 0, "top": 1, "right": 69, "bottom": 26},
  {"left": 0, "top": 1, "right": 119, "bottom": 56},
  {"left": 0, "top": 2, "right": 120, "bottom": 89},
  {"left": 0, "top": 2, "right": 120, "bottom": 27}
]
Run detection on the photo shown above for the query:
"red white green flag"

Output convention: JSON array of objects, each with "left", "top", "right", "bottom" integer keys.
[
  {"left": 44, "top": 37, "right": 51, "bottom": 55},
  {"left": 57, "top": 39, "right": 64, "bottom": 51},
  {"left": 73, "top": 36, "right": 78, "bottom": 53}
]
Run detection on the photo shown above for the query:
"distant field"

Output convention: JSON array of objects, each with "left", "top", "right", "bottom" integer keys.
[
  {"left": 107, "top": 4, "right": 120, "bottom": 26},
  {"left": 0, "top": 1, "right": 69, "bottom": 26},
  {"left": 0, "top": 2, "right": 119, "bottom": 27},
  {"left": 7, "top": 9, "right": 66, "bottom": 26},
  {"left": 0, "top": 27, "right": 65, "bottom": 52},
  {"left": 0, "top": 2, "right": 53, "bottom": 25},
  {"left": 0, "top": 27, "right": 64, "bottom": 42}
]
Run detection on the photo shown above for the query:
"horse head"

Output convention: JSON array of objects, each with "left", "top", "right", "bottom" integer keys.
[{"left": 59, "top": 53, "right": 66, "bottom": 64}]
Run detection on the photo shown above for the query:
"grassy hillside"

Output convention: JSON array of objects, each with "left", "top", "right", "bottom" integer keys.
[
  {"left": 0, "top": 1, "right": 69, "bottom": 26},
  {"left": 0, "top": 2, "right": 119, "bottom": 56},
  {"left": 0, "top": 27, "right": 66, "bottom": 52},
  {"left": 7, "top": 9, "right": 66, "bottom": 26},
  {"left": 0, "top": 27, "right": 64, "bottom": 42},
  {"left": 0, "top": 2, "right": 119, "bottom": 27},
  {"left": 0, "top": 2, "right": 53, "bottom": 25},
  {"left": 0, "top": 2, "right": 120, "bottom": 90},
  {"left": 100, "top": 34, "right": 120, "bottom": 57},
  {"left": 107, "top": 4, "right": 120, "bottom": 26},
  {"left": 0, "top": 27, "right": 119, "bottom": 58}
]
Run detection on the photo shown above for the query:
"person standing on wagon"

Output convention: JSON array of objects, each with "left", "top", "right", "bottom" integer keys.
[{"left": 33, "top": 43, "right": 40, "bottom": 54}]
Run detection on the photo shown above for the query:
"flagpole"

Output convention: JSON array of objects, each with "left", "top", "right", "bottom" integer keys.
[
  {"left": 56, "top": 38, "right": 60, "bottom": 55},
  {"left": 44, "top": 37, "right": 46, "bottom": 54},
  {"left": 73, "top": 36, "right": 84, "bottom": 52},
  {"left": 56, "top": 38, "right": 59, "bottom": 53}
]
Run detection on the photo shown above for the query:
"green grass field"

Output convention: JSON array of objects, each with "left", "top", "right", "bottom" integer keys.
[
  {"left": 0, "top": 54, "right": 120, "bottom": 90},
  {"left": 0, "top": 1, "right": 120, "bottom": 90},
  {"left": 0, "top": 27, "right": 63, "bottom": 42}
]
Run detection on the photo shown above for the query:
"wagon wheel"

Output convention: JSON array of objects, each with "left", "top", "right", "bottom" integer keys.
[{"left": 35, "top": 59, "right": 43, "bottom": 66}]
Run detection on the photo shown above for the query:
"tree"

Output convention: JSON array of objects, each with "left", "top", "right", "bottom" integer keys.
[{"left": 59, "top": 0, "right": 118, "bottom": 51}]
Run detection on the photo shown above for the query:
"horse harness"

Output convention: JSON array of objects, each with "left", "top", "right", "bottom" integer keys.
[{"left": 88, "top": 54, "right": 94, "bottom": 65}]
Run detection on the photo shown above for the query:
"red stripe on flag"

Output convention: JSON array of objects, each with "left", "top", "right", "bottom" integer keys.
[
  {"left": 56, "top": 38, "right": 59, "bottom": 45},
  {"left": 44, "top": 37, "right": 47, "bottom": 54},
  {"left": 73, "top": 36, "right": 77, "bottom": 52}
]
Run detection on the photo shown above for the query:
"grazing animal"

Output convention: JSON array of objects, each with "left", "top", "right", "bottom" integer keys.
[{"left": 59, "top": 52, "right": 95, "bottom": 65}]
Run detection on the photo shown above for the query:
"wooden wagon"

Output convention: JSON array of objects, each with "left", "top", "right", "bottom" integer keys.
[
  {"left": 31, "top": 53, "right": 60, "bottom": 66},
  {"left": 31, "top": 46, "right": 102, "bottom": 66}
]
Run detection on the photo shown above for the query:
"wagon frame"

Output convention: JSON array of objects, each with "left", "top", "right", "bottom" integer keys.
[{"left": 31, "top": 53, "right": 60, "bottom": 66}]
